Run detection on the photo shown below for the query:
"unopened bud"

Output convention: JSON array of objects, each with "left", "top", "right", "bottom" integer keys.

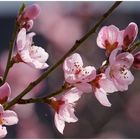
[
  {"left": 133, "top": 52, "right": 140, "bottom": 69},
  {"left": 23, "top": 4, "right": 40, "bottom": 20},
  {"left": 123, "top": 22, "right": 138, "bottom": 49}
]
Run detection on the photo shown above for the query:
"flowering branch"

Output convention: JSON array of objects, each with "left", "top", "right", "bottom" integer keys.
[
  {"left": 2, "top": 3, "right": 26, "bottom": 85},
  {"left": 4, "top": 1, "right": 122, "bottom": 110}
]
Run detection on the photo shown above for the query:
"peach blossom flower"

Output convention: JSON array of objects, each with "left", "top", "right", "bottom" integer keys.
[{"left": 16, "top": 28, "right": 49, "bottom": 69}]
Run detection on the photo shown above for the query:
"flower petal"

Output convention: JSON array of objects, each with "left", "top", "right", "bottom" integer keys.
[
  {"left": 29, "top": 59, "right": 49, "bottom": 69},
  {"left": 16, "top": 28, "right": 26, "bottom": 50},
  {"left": 54, "top": 113, "right": 65, "bottom": 134},
  {"left": 109, "top": 47, "right": 122, "bottom": 65},
  {"left": 0, "top": 83, "right": 11, "bottom": 104},
  {"left": 63, "top": 53, "right": 83, "bottom": 72},
  {"left": 62, "top": 87, "right": 83, "bottom": 103},
  {"left": 78, "top": 66, "right": 96, "bottom": 82},
  {"left": 94, "top": 88, "right": 111, "bottom": 107},
  {"left": 116, "top": 52, "right": 134, "bottom": 68},
  {"left": 23, "top": 4, "right": 41, "bottom": 20},
  {"left": 112, "top": 69, "right": 134, "bottom": 91},
  {"left": 0, "top": 126, "right": 7, "bottom": 138},
  {"left": 123, "top": 22, "right": 138, "bottom": 46},
  {"left": 97, "top": 25, "right": 121, "bottom": 49},
  {"left": 75, "top": 83, "right": 92, "bottom": 93},
  {"left": 99, "top": 75, "right": 118, "bottom": 93},
  {"left": 2, "top": 110, "right": 18, "bottom": 125},
  {"left": 59, "top": 104, "right": 78, "bottom": 123}
]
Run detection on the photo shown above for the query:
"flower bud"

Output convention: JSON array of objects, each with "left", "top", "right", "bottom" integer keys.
[
  {"left": 23, "top": 4, "right": 40, "bottom": 20},
  {"left": 133, "top": 52, "right": 140, "bottom": 69},
  {"left": 123, "top": 22, "right": 138, "bottom": 49}
]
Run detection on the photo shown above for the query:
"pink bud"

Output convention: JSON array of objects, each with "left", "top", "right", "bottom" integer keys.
[
  {"left": 133, "top": 52, "right": 140, "bottom": 69},
  {"left": 23, "top": 4, "right": 40, "bottom": 20},
  {"left": 123, "top": 22, "right": 138, "bottom": 49}
]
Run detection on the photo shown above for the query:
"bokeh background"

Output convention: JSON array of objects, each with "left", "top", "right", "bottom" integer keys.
[{"left": 0, "top": 1, "right": 140, "bottom": 139}]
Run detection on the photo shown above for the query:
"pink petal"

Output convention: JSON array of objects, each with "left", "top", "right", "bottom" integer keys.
[
  {"left": 109, "top": 47, "right": 122, "bottom": 65},
  {"left": 0, "top": 126, "right": 7, "bottom": 138},
  {"left": 75, "top": 83, "right": 92, "bottom": 93},
  {"left": 99, "top": 75, "right": 118, "bottom": 93},
  {"left": 79, "top": 66, "right": 96, "bottom": 82},
  {"left": 54, "top": 113, "right": 65, "bottom": 134},
  {"left": 64, "top": 73, "right": 78, "bottom": 83},
  {"left": 62, "top": 87, "right": 83, "bottom": 103},
  {"left": 0, "top": 83, "right": 11, "bottom": 104},
  {"left": 116, "top": 52, "right": 134, "bottom": 68},
  {"left": 112, "top": 78, "right": 128, "bottom": 91},
  {"left": 123, "top": 22, "right": 138, "bottom": 46},
  {"left": 2, "top": 110, "right": 18, "bottom": 125},
  {"left": 112, "top": 68, "right": 134, "bottom": 91},
  {"left": 29, "top": 60, "right": 49, "bottom": 69},
  {"left": 94, "top": 88, "right": 111, "bottom": 107},
  {"left": 23, "top": 4, "right": 41, "bottom": 20},
  {"left": 63, "top": 53, "right": 83, "bottom": 72},
  {"left": 97, "top": 25, "right": 120, "bottom": 49},
  {"left": 59, "top": 104, "right": 78, "bottom": 123},
  {"left": 26, "top": 32, "right": 36, "bottom": 46},
  {"left": 16, "top": 28, "right": 26, "bottom": 51},
  {"left": 19, "top": 49, "right": 32, "bottom": 63}
]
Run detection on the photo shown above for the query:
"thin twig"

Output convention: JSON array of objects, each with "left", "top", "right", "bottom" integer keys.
[{"left": 2, "top": 3, "right": 25, "bottom": 84}]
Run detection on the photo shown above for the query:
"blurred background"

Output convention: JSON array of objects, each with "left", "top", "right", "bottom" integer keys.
[{"left": 0, "top": 1, "right": 140, "bottom": 139}]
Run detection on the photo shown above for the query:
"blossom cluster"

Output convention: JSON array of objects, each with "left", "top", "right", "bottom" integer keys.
[
  {"left": 0, "top": 3, "right": 140, "bottom": 138},
  {"left": 0, "top": 4, "right": 49, "bottom": 138},
  {"left": 49, "top": 22, "right": 140, "bottom": 134}
]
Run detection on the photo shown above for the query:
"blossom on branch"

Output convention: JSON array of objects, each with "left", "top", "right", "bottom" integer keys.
[
  {"left": 105, "top": 48, "right": 134, "bottom": 91},
  {"left": 123, "top": 22, "right": 138, "bottom": 49},
  {"left": 63, "top": 53, "right": 117, "bottom": 107},
  {"left": 17, "top": 4, "right": 41, "bottom": 31},
  {"left": 90, "top": 73, "right": 118, "bottom": 107},
  {"left": 50, "top": 88, "right": 83, "bottom": 134},
  {"left": 15, "top": 28, "right": 49, "bottom": 69},
  {"left": 96, "top": 25, "right": 123, "bottom": 55},
  {"left": 0, "top": 82, "right": 18, "bottom": 138},
  {"left": 0, "top": 105, "right": 18, "bottom": 138},
  {"left": 96, "top": 22, "right": 138, "bottom": 54},
  {"left": 63, "top": 53, "right": 96, "bottom": 93},
  {"left": 0, "top": 82, "right": 11, "bottom": 104}
]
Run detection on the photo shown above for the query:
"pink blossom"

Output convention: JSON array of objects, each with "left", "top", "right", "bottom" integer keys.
[
  {"left": 16, "top": 28, "right": 49, "bottom": 69},
  {"left": 97, "top": 22, "right": 138, "bottom": 54},
  {"left": 22, "top": 4, "right": 40, "bottom": 20},
  {"left": 63, "top": 53, "right": 96, "bottom": 92},
  {"left": 132, "top": 51, "right": 140, "bottom": 70},
  {"left": 123, "top": 22, "right": 138, "bottom": 48},
  {"left": 0, "top": 105, "right": 18, "bottom": 138},
  {"left": 52, "top": 88, "right": 82, "bottom": 134},
  {"left": 96, "top": 25, "right": 123, "bottom": 55},
  {"left": 105, "top": 48, "right": 134, "bottom": 91},
  {"left": 91, "top": 73, "right": 118, "bottom": 107},
  {"left": 0, "top": 82, "right": 11, "bottom": 104},
  {"left": 63, "top": 53, "right": 116, "bottom": 107},
  {"left": 17, "top": 4, "right": 40, "bottom": 31}
]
